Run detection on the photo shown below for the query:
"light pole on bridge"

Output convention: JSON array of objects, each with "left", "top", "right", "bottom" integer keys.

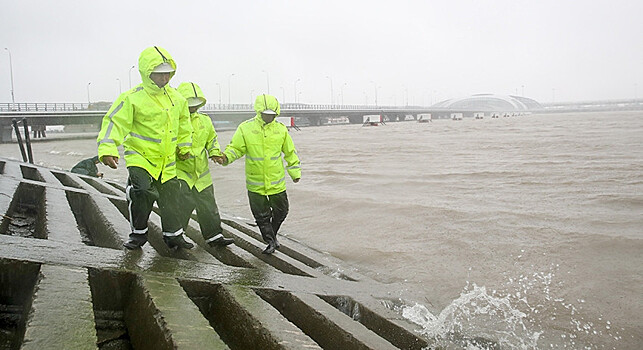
[
  {"left": 216, "top": 82, "right": 222, "bottom": 106},
  {"left": 294, "top": 78, "right": 301, "bottom": 104},
  {"left": 228, "top": 73, "right": 235, "bottom": 105},
  {"left": 635, "top": 83, "right": 638, "bottom": 99},
  {"left": 128, "top": 65, "right": 135, "bottom": 89},
  {"left": 325, "top": 76, "right": 333, "bottom": 106},
  {"left": 87, "top": 82, "right": 91, "bottom": 104},
  {"left": 4, "top": 47, "right": 15, "bottom": 105},
  {"left": 340, "top": 82, "right": 347, "bottom": 106},
  {"left": 261, "top": 70, "right": 270, "bottom": 94},
  {"left": 370, "top": 81, "right": 378, "bottom": 107},
  {"left": 116, "top": 78, "right": 121, "bottom": 95}
]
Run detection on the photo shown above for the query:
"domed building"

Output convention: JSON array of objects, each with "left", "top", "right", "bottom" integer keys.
[{"left": 432, "top": 94, "right": 542, "bottom": 112}]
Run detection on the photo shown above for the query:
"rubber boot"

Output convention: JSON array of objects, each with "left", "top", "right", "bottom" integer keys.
[
  {"left": 207, "top": 235, "right": 234, "bottom": 247},
  {"left": 164, "top": 235, "right": 194, "bottom": 250},
  {"left": 262, "top": 241, "right": 277, "bottom": 255},
  {"left": 123, "top": 233, "right": 147, "bottom": 250}
]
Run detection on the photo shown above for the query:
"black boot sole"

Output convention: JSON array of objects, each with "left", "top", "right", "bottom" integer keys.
[
  {"left": 262, "top": 244, "right": 276, "bottom": 255},
  {"left": 209, "top": 239, "right": 234, "bottom": 247},
  {"left": 123, "top": 242, "right": 144, "bottom": 250}
]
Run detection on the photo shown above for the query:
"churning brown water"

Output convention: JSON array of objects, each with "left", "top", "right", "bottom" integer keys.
[{"left": 2, "top": 110, "right": 641, "bottom": 349}]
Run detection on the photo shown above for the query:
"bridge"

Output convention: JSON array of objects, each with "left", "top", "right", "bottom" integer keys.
[
  {"left": 0, "top": 104, "right": 473, "bottom": 143},
  {"left": 2, "top": 98, "right": 642, "bottom": 143}
]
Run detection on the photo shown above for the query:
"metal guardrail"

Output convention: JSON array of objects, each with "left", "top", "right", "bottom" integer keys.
[
  {"left": 3, "top": 98, "right": 643, "bottom": 113},
  {"left": 0, "top": 103, "right": 91, "bottom": 112},
  {"left": 1, "top": 102, "right": 423, "bottom": 113}
]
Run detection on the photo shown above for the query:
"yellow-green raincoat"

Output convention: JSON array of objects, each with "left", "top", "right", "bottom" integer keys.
[
  {"left": 97, "top": 46, "right": 192, "bottom": 183},
  {"left": 223, "top": 94, "right": 301, "bottom": 195}
]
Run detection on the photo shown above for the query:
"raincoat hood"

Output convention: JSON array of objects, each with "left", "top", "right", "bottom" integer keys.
[
  {"left": 138, "top": 46, "right": 177, "bottom": 94},
  {"left": 177, "top": 82, "right": 207, "bottom": 109},
  {"left": 254, "top": 94, "right": 281, "bottom": 117}
]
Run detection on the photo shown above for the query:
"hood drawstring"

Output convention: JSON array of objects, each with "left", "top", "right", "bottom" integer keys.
[
  {"left": 191, "top": 83, "right": 198, "bottom": 98},
  {"left": 153, "top": 47, "right": 173, "bottom": 106},
  {"left": 154, "top": 46, "right": 168, "bottom": 63},
  {"left": 164, "top": 87, "right": 174, "bottom": 106}
]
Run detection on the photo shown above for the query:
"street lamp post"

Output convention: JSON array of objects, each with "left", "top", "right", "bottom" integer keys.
[
  {"left": 4, "top": 48, "right": 15, "bottom": 105},
  {"left": 370, "top": 81, "right": 378, "bottom": 106},
  {"left": 262, "top": 70, "right": 270, "bottom": 94},
  {"left": 634, "top": 83, "right": 637, "bottom": 99},
  {"left": 216, "top": 83, "right": 222, "bottom": 106},
  {"left": 116, "top": 78, "right": 121, "bottom": 95},
  {"left": 128, "top": 65, "right": 135, "bottom": 89},
  {"left": 228, "top": 73, "right": 235, "bottom": 106},
  {"left": 340, "top": 83, "right": 347, "bottom": 106},
  {"left": 294, "top": 78, "right": 301, "bottom": 104},
  {"left": 325, "top": 76, "right": 333, "bottom": 106},
  {"left": 250, "top": 89, "right": 255, "bottom": 105},
  {"left": 521, "top": 85, "right": 525, "bottom": 96},
  {"left": 87, "top": 82, "right": 91, "bottom": 104}
]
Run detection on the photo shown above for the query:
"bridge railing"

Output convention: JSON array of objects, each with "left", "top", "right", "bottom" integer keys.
[
  {"left": 0, "top": 102, "right": 94, "bottom": 112},
  {"left": 1, "top": 102, "right": 418, "bottom": 113},
  {"left": 202, "top": 103, "right": 394, "bottom": 111}
]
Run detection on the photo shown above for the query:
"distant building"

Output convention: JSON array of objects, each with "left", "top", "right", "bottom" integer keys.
[{"left": 432, "top": 94, "right": 542, "bottom": 112}]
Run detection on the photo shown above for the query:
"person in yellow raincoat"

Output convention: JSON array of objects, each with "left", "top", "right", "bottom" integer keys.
[
  {"left": 176, "top": 82, "right": 234, "bottom": 247},
  {"left": 217, "top": 94, "right": 301, "bottom": 254},
  {"left": 97, "top": 46, "right": 194, "bottom": 250}
]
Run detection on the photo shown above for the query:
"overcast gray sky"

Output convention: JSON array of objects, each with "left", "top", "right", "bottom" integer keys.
[{"left": 1, "top": 0, "right": 641, "bottom": 106}]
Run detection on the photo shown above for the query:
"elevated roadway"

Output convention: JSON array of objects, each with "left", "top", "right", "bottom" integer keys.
[
  {"left": 0, "top": 107, "right": 457, "bottom": 143},
  {"left": 2, "top": 97, "right": 642, "bottom": 142}
]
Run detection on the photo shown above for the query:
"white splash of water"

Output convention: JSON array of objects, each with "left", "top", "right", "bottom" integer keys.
[
  {"left": 402, "top": 284, "right": 541, "bottom": 349},
  {"left": 399, "top": 265, "right": 620, "bottom": 349}
]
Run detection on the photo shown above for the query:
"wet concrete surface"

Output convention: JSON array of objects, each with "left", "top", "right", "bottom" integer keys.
[{"left": 0, "top": 157, "right": 464, "bottom": 349}]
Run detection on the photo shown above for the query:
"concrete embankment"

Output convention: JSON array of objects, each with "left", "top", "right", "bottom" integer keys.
[{"left": 0, "top": 157, "right": 441, "bottom": 349}]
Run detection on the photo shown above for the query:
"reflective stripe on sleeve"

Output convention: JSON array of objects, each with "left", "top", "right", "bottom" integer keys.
[{"left": 99, "top": 101, "right": 124, "bottom": 144}]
